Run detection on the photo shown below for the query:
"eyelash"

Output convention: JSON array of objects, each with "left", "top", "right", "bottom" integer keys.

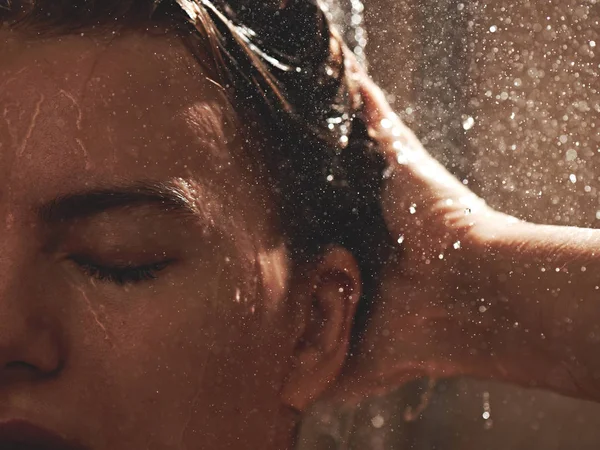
[{"left": 72, "top": 257, "right": 171, "bottom": 286}]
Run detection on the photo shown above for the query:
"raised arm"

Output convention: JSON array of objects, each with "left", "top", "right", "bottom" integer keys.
[{"left": 335, "top": 75, "right": 600, "bottom": 404}]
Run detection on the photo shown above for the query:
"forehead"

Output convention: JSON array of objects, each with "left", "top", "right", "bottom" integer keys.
[{"left": 0, "top": 28, "right": 244, "bottom": 202}]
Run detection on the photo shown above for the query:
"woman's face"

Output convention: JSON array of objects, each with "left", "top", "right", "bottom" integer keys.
[{"left": 0, "top": 28, "right": 360, "bottom": 449}]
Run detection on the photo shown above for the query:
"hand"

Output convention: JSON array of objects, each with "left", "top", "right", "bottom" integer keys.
[{"left": 332, "top": 75, "right": 514, "bottom": 403}]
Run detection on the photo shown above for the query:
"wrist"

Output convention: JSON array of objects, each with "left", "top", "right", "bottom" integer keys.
[{"left": 456, "top": 210, "right": 547, "bottom": 383}]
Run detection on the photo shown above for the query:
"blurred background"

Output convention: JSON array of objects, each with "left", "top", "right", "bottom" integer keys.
[{"left": 299, "top": 0, "right": 600, "bottom": 448}]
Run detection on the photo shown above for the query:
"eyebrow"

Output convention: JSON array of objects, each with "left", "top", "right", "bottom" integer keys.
[{"left": 38, "top": 181, "right": 198, "bottom": 224}]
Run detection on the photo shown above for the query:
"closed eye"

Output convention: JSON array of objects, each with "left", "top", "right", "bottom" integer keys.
[{"left": 71, "top": 256, "right": 172, "bottom": 286}]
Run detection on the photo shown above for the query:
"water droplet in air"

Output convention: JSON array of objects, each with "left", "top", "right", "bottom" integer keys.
[
  {"left": 569, "top": 174, "right": 577, "bottom": 183},
  {"left": 409, "top": 204, "right": 417, "bottom": 214},
  {"left": 590, "top": 40, "right": 596, "bottom": 48},
  {"left": 482, "top": 391, "right": 493, "bottom": 429},
  {"left": 565, "top": 149, "right": 578, "bottom": 161},
  {"left": 371, "top": 415, "right": 385, "bottom": 428},
  {"left": 453, "top": 241, "right": 461, "bottom": 249},
  {"left": 397, "top": 235, "right": 405, "bottom": 244},
  {"left": 462, "top": 116, "right": 475, "bottom": 130},
  {"left": 489, "top": 25, "right": 497, "bottom": 32}
]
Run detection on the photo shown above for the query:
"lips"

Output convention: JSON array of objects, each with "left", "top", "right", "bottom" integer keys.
[{"left": 0, "top": 420, "right": 85, "bottom": 450}]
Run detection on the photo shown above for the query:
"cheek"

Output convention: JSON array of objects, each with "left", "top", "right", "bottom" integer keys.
[{"left": 62, "top": 254, "right": 291, "bottom": 448}]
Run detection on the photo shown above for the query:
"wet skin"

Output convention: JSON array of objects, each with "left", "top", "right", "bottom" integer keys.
[{"left": 0, "top": 28, "right": 360, "bottom": 449}]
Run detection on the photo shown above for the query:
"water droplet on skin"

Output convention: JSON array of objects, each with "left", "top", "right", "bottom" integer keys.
[
  {"left": 380, "top": 118, "right": 392, "bottom": 129},
  {"left": 396, "top": 152, "right": 408, "bottom": 165},
  {"left": 465, "top": 208, "right": 472, "bottom": 215},
  {"left": 392, "top": 140, "right": 404, "bottom": 150}
]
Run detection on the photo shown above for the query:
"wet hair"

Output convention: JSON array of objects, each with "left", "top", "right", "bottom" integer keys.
[{"left": 0, "top": 0, "right": 395, "bottom": 345}]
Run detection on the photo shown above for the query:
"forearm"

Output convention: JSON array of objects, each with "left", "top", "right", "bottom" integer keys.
[{"left": 469, "top": 215, "right": 600, "bottom": 400}]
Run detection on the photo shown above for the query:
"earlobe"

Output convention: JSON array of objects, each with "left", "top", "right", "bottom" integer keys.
[{"left": 281, "top": 247, "right": 362, "bottom": 412}]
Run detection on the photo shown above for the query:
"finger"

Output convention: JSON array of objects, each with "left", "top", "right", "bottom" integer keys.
[{"left": 358, "top": 75, "right": 398, "bottom": 129}]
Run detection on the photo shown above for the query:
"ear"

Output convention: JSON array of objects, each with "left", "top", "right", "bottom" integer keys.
[{"left": 281, "top": 246, "right": 362, "bottom": 412}]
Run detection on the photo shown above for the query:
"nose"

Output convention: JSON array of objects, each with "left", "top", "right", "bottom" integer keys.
[
  {"left": 0, "top": 308, "right": 63, "bottom": 383},
  {"left": 0, "top": 232, "right": 63, "bottom": 383}
]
